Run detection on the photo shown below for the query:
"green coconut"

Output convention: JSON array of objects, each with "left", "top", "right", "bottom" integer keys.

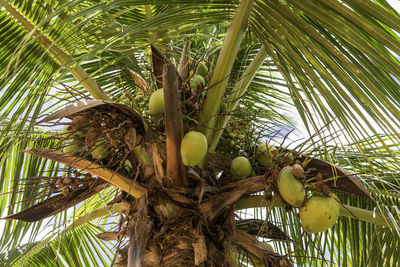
[
  {"left": 61, "top": 125, "right": 73, "bottom": 138},
  {"left": 63, "top": 140, "right": 82, "bottom": 154},
  {"left": 61, "top": 125, "right": 85, "bottom": 138},
  {"left": 196, "top": 62, "right": 208, "bottom": 77},
  {"left": 148, "top": 89, "right": 164, "bottom": 115},
  {"left": 231, "top": 156, "right": 252, "bottom": 178},
  {"left": 299, "top": 193, "right": 340, "bottom": 233},
  {"left": 257, "top": 143, "right": 276, "bottom": 167},
  {"left": 91, "top": 141, "right": 111, "bottom": 160},
  {"left": 220, "top": 103, "right": 227, "bottom": 113},
  {"left": 180, "top": 131, "right": 207, "bottom": 166},
  {"left": 277, "top": 166, "right": 305, "bottom": 207},
  {"left": 190, "top": 75, "right": 205, "bottom": 89}
]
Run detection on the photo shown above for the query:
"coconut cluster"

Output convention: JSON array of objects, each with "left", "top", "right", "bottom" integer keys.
[
  {"left": 225, "top": 141, "right": 341, "bottom": 234},
  {"left": 59, "top": 104, "right": 146, "bottom": 176},
  {"left": 277, "top": 165, "right": 341, "bottom": 233},
  {"left": 145, "top": 62, "right": 209, "bottom": 117},
  {"left": 49, "top": 173, "right": 96, "bottom": 196}
]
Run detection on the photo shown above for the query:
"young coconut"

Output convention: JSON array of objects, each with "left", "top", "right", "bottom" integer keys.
[
  {"left": 231, "top": 156, "right": 252, "bottom": 178},
  {"left": 277, "top": 166, "right": 305, "bottom": 207},
  {"left": 190, "top": 75, "right": 205, "bottom": 90},
  {"left": 63, "top": 139, "right": 82, "bottom": 154},
  {"left": 61, "top": 125, "right": 85, "bottom": 138},
  {"left": 180, "top": 131, "right": 207, "bottom": 166},
  {"left": 91, "top": 141, "right": 111, "bottom": 160},
  {"left": 299, "top": 193, "right": 340, "bottom": 233},
  {"left": 220, "top": 103, "right": 227, "bottom": 113},
  {"left": 196, "top": 62, "right": 208, "bottom": 77},
  {"left": 257, "top": 143, "right": 276, "bottom": 167},
  {"left": 148, "top": 88, "right": 164, "bottom": 115}
]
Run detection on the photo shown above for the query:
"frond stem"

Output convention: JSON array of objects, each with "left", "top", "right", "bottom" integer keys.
[
  {"left": 236, "top": 195, "right": 398, "bottom": 228},
  {"left": 198, "top": 0, "right": 255, "bottom": 152},
  {"left": 209, "top": 46, "right": 267, "bottom": 152},
  {"left": 3, "top": 3, "right": 111, "bottom": 101}
]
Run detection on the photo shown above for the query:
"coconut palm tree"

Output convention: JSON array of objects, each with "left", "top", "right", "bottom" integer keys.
[{"left": 1, "top": 0, "right": 400, "bottom": 266}]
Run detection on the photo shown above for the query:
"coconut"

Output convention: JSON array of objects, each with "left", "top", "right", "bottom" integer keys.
[
  {"left": 180, "top": 131, "right": 207, "bottom": 166},
  {"left": 91, "top": 141, "right": 111, "bottom": 160},
  {"left": 299, "top": 193, "right": 340, "bottom": 233},
  {"left": 277, "top": 166, "right": 305, "bottom": 207},
  {"left": 62, "top": 125, "right": 81, "bottom": 137},
  {"left": 190, "top": 75, "right": 205, "bottom": 89},
  {"left": 256, "top": 143, "right": 276, "bottom": 167},
  {"left": 231, "top": 156, "right": 252, "bottom": 178},
  {"left": 148, "top": 89, "right": 164, "bottom": 115},
  {"left": 63, "top": 140, "right": 82, "bottom": 154},
  {"left": 220, "top": 103, "right": 227, "bottom": 113},
  {"left": 196, "top": 62, "right": 208, "bottom": 77}
]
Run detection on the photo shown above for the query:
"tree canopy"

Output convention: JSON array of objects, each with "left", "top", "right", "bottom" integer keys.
[{"left": 1, "top": 0, "right": 400, "bottom": 266}]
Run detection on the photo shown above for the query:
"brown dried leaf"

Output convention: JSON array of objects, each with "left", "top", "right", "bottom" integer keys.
[
  {"left": 128, "top": 68, "right": 149, "bottom": 96},
  {"left": 143, "top": 243, "right": 161, "bottom": 267},
  {"left": 194, "top": 181, "right": 205, "bottom": 205},
  {"left": 96, "top": 231, "right": 127, "bottom": 241},
  {"left": 233, "top": 230, "right": 292, "bottom": 267},
  {"left": 3, "top": 180, "right": 107, "bottom": 222},
  {"left": 142, "top": 164, "right": 155, "bottom": 180},
  {"left": 128, "top": 198, "right": 152, "bottom": 266},
  {"left": 178, "top": 42, "right": 189, "bottom": 81},
  {"left": 151, "top": 143, "right": 165, "bottom": 181},
  {"left": 305, "top": 158, "right": 373, "bottom": 200},
  {"left": 200, "top": 176, "right": 267, "bottom": 221},
  {"left": 151, "top": 45, "right": 171, "bottom": 89},
  {"left": 163, "top": 63, "right": 187, "bottom": 187},
  {"left": 236, "top": 219, "right": 292, "bottom": 241}
]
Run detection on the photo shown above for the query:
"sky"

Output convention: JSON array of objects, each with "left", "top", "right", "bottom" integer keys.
[{"left": 388, "top": 0, "right": 400, "bottom": 10}]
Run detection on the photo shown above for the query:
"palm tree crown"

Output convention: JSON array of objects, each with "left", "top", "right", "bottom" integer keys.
[{"left": 1, "top": 0, "right": 400, "bottom": 266}]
